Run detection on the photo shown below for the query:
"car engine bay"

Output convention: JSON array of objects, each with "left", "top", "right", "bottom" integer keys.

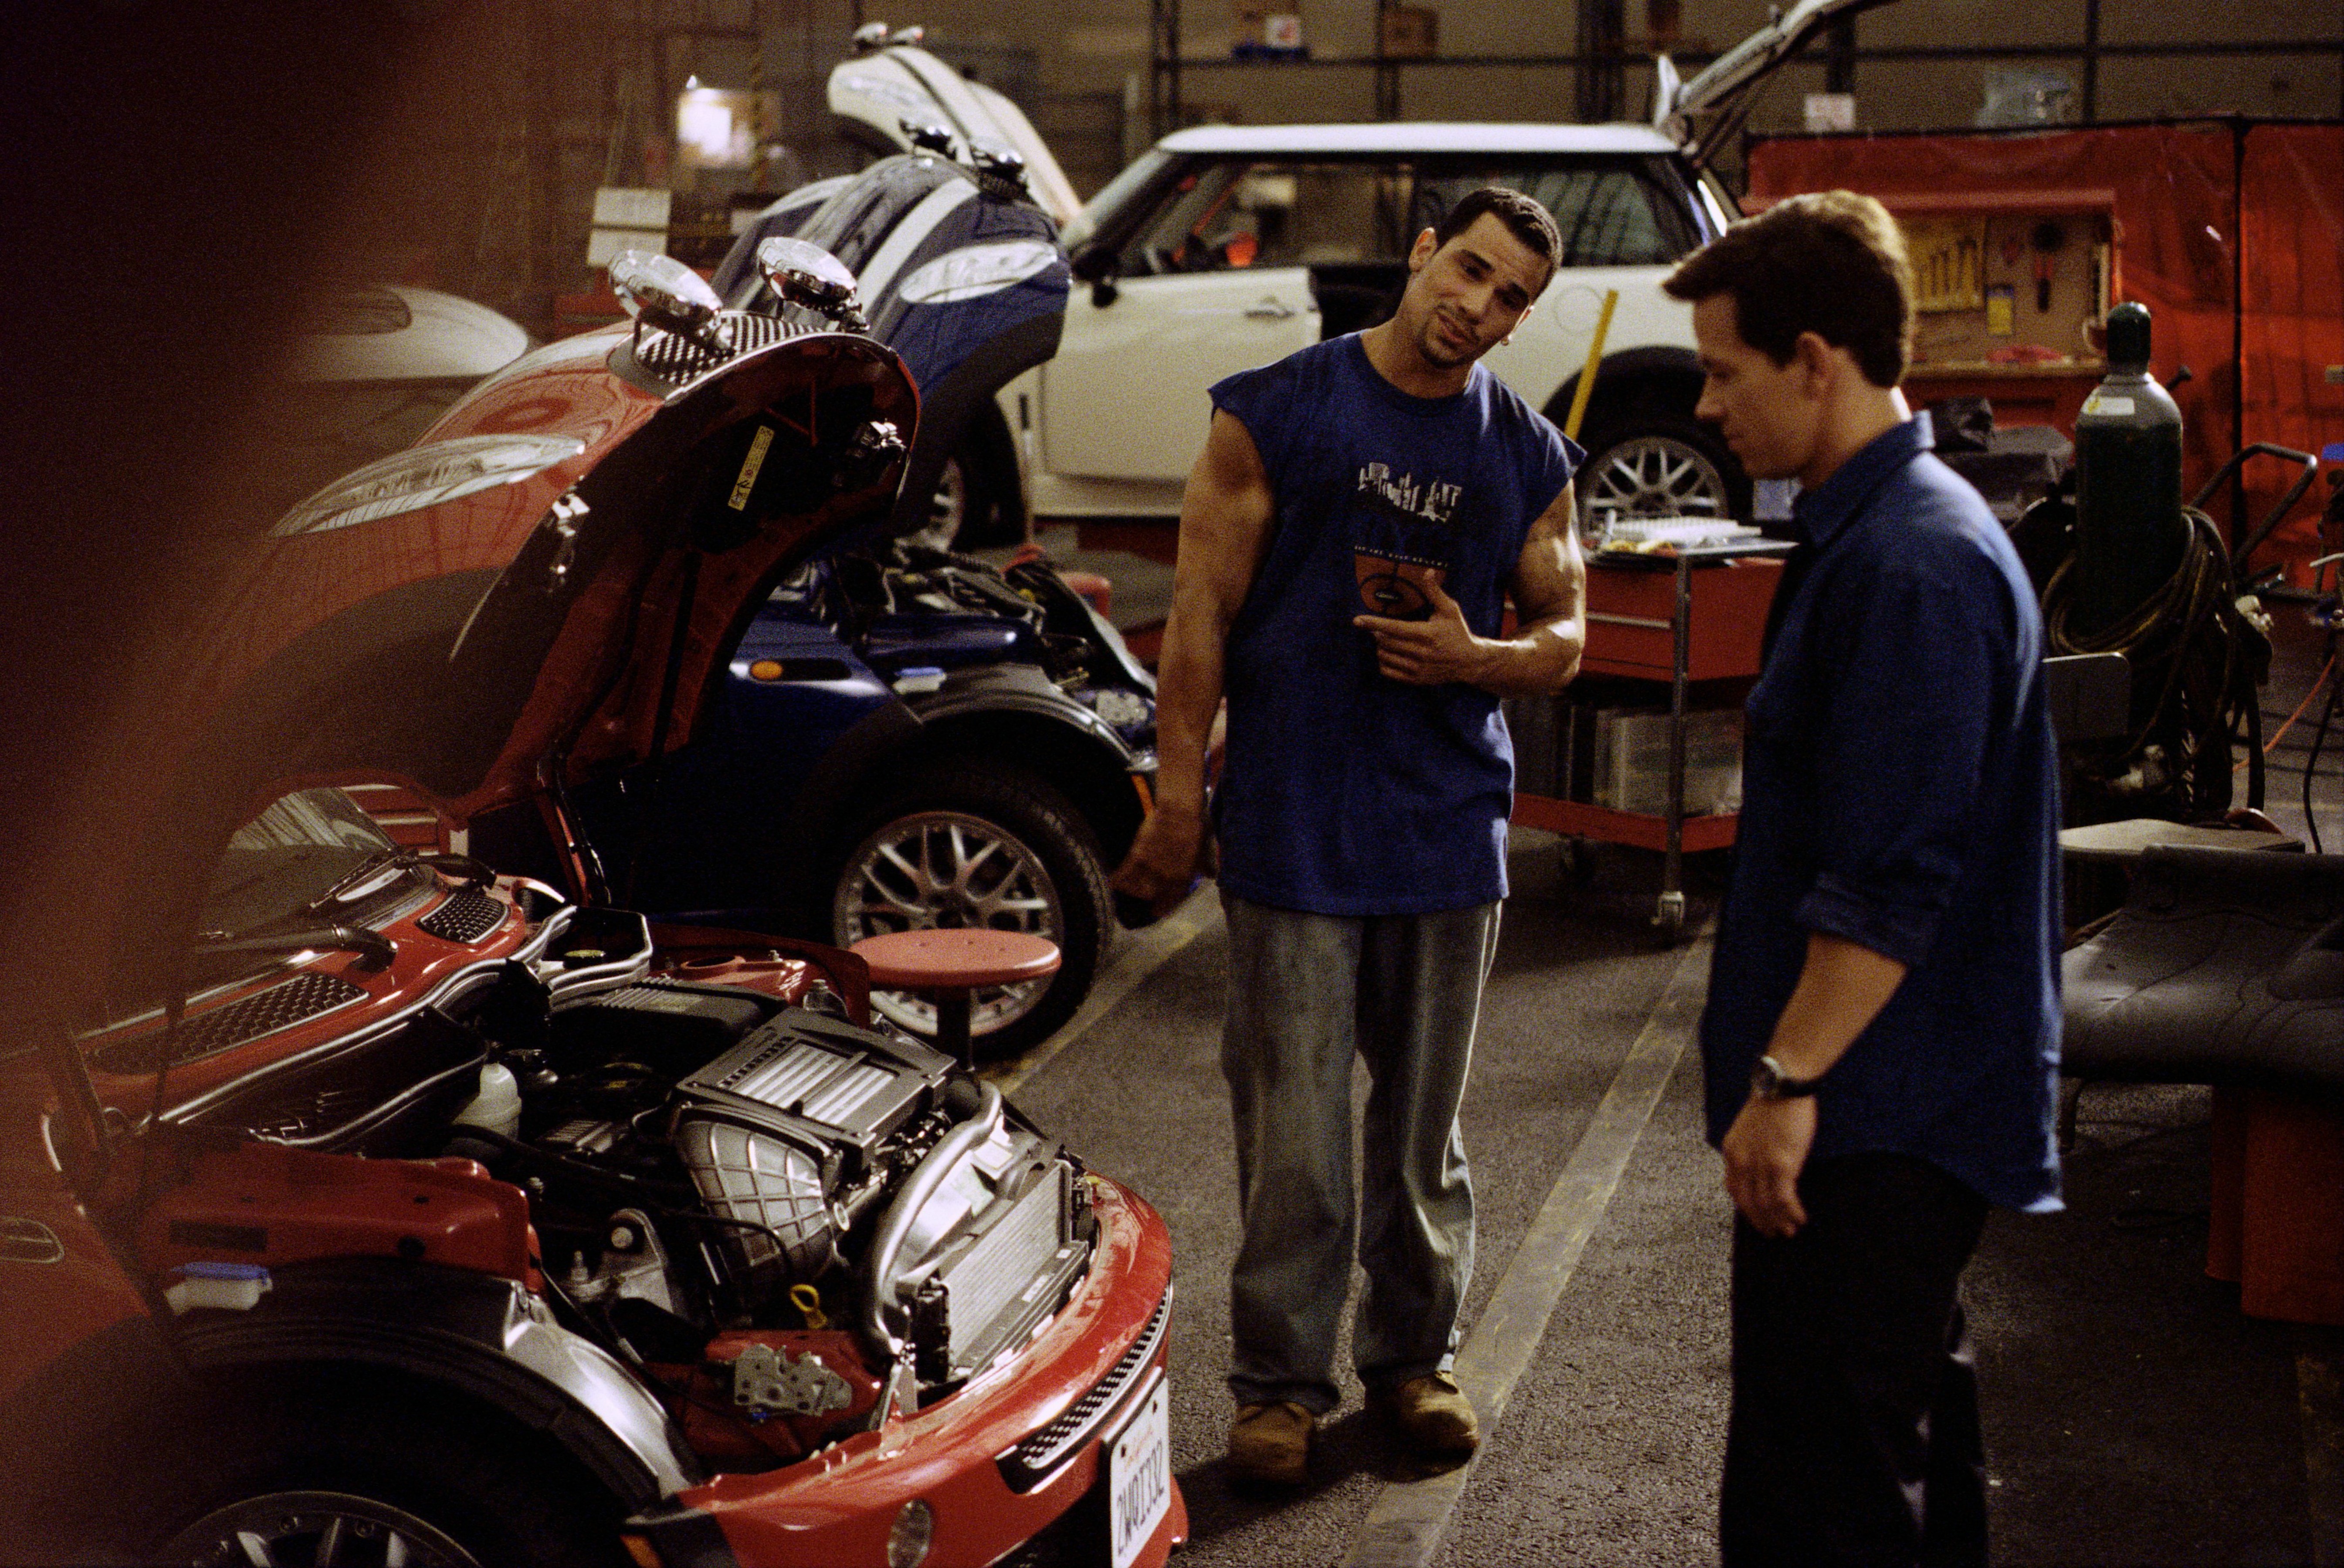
[{"left": 130, "top": 885, "right": 1095, "bottom": 1473}]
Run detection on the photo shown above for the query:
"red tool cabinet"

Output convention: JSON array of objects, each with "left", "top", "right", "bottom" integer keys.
[{"left": 1510, "top": 543, "right": 1789, "bottom": 938}]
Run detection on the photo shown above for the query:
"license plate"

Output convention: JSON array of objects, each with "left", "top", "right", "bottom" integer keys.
[{"left": 1108, "top": 1372, "right": 1171, "bottom": 1568}]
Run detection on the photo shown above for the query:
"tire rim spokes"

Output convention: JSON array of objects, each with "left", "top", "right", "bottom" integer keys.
[
  {"left": 904, "top": 454, "right": 966, "bottom": 552},
  {"left": 1583, "top": 435, "right": 1727, "bottom": 524},
  {"left": 840, "top": 810, "right": 1060, "bottom": 1036},
  {"left": 164, "top": 1491, "right": 480, "bottom": 1568}
]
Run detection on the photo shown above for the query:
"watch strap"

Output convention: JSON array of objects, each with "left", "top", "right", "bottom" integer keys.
[{"left": 1751, "top": 1053, "right": 1825, "bottom": 1100}]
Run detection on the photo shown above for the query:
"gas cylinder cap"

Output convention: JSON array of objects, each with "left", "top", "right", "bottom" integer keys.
[{"left": 2105, "top": 301, "right": 2152, "bottom": 371}]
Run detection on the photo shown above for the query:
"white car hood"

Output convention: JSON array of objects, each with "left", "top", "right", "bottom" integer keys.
[
  {"left": 285, "top": 285, "right": 531, "bottom": 385},
  {"left": 828, "top": 44, "right": 1081, "bottom": 230},
  {"left": 1662, "top": 0, "right": 1903, "bottom": 156}
]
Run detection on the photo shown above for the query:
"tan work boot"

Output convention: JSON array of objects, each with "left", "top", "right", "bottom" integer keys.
[
  {"left": 1227, "top": 1400, "right": 1314, "bottom": 1485},
  {"left": 1372, "top": 1371, "right": 1480, "bottom": 1459}
]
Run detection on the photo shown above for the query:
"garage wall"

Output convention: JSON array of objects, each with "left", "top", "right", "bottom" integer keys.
[{"left": 356, "top": 0, "right": 2339, "bottom": 340}]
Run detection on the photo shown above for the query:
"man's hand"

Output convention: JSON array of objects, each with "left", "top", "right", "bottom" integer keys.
[
  {"left": 1110, "top": 805, "right": 1211, "bottom": 919},
  {"left": 1721, "top": 1092, "right": 1818, "bottom": 1238},
  {"left": 1354, "top": 580, "right": 1486, "bottom": 686}
]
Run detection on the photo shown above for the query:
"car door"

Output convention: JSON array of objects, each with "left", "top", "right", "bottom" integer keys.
[{"left": 1041, "top": 158, "right": 1341, "bottom": 487}]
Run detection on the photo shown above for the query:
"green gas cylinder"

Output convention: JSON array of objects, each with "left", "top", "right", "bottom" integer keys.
[{"left": 2070, "top": 301, "right": 2185, "bottom": 639}]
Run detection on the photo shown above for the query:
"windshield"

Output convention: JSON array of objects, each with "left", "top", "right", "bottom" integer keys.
[
  {"left": 201, "top": 787, "right": 404, "bottom": 939},
  {"left": 1062, "top": 149, "right": 1172, "bottom": 252},
  {"left": 1114, "top": 153, "right": 1709, "bottom": 278}
]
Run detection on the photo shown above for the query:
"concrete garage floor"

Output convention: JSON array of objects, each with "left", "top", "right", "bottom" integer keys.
[{"left": 979, "top": 525, "right": 2344, "bottom": 1566}]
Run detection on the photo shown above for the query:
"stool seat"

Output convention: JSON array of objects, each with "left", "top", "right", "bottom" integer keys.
[
  {"left": 2058, "top": 818, "right": 2299, "bottom": 863},
  {"left": 848, "top": 929, "right": 1061, "bottom": 1065},
  {"left": 850, "top": 929, "right": 1062, "bottom": 989}
]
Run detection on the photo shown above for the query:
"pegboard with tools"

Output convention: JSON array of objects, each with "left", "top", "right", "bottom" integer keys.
[{"left": 1893, "top": 190, "right": 2116, "bottom": 373}]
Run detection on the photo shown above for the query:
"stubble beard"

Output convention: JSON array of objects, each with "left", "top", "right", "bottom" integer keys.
[{"left": 1417, "top": 312, "right": 1481, "bottom": 371}]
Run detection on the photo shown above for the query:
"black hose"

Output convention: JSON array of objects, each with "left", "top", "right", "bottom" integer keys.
[
  {"left": 447, "top": 1122, "right": 698, "bottom": 1203},
  {"left": 2307, "top": 653, "right": 2339, "bottom": 855},
  {"left": 2043, "top": 507, "right": 2265, "bottom": 817}
]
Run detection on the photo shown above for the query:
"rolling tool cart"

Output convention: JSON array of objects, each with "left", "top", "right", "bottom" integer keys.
[{"left": 1509, "top": 532, "right": 1791, "bottom": 940}]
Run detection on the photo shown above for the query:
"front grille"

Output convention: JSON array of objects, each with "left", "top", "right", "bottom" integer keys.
[
  {"left": 632, "top": 312, "right": 810, "bottom": 385},
  {"left": 418, "top": 889, "right": 505, "bottom": 944},
  {"left": 999, "top": 1288, "right": 1172, "bottom": 1490},
  {"left": 91, "top": 971, "right": 370, "bottom": 1073}
]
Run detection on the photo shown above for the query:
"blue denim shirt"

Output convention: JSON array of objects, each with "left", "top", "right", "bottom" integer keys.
[{"left": 1700, "top": 414, "right": 2063, "bottom": 1213}]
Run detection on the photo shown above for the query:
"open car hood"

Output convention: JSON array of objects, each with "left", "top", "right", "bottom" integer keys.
[
  {"left": 716, "top": 151, "right": 1068, "bottom": 542},
  {"left": 1662, "top": 0, "right": 1903, "bottom": 162},
  {"left": 827, "top": 41, "right": 1082, "bottom": 230},
  {"left": 176, "top": 321, "right": 917, "bottom": 833}
]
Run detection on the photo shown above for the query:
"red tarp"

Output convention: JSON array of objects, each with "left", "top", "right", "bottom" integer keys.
[{"left": 1749, "top": 122, "right": 2344, "bottom": 577}]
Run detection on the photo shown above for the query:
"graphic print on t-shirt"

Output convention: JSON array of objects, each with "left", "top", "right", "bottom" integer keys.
[{"left": 1351, "top": 461, "right": 1467, "bottom": 622}]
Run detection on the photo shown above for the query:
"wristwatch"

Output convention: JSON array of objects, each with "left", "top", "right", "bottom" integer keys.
[{"left": 1749, "top": 1053, "right": 1826, "bottom": 1101}]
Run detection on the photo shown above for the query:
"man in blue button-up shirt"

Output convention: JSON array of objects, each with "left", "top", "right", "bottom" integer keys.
[{"left": 1663, "top": 192, "right": 2061, "bottom": 1567}]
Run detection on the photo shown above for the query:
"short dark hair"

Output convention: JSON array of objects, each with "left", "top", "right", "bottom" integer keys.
[
  {"left": 1433, "top": 186, "right": 1562, "bottom": 290},
  {"left": 1663, "top": 190, "right": 1913, "bottom": 388}
]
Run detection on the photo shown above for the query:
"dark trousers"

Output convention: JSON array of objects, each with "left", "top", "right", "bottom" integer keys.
[{"left": 1721, "top": 1152, "right": 1992, "bottom": 1568}]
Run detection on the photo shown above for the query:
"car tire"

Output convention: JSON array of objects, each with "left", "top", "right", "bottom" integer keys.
[
  {"left": 142, "top": 1386, "right": 628, "bottom": 1568},
  {"left": 829, "top": 760, "right": 1112, "bottom": 1057},
  {"left": 906, "top": 420, "right": 1022, "bottom": 553},
  {"left": 1575, "top": 413, "right": 1750, "bottom": 533}
]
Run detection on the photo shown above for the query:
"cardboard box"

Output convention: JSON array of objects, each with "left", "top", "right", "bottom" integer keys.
[
  {"left": 1381, "top": 6, "right": 1437, "bottom": 59},
  {"left": 1234, "top": 0, "right": 1305, "bottom": 54},
  {"left": 1592, "top": 707, "right": 1743, "bottom": 817}
]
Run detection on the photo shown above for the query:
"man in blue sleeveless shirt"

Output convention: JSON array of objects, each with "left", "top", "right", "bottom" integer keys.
[
  {"left": 1666, "top": 193, "right": 2061, "bottom": 1565},
  {"left": 1113, "top": 188, "right": 1587, "bottom": 1484}
]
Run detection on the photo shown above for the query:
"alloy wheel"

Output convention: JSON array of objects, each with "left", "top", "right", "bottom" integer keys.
[
  {"left": 833, "top": 808, "right": 1062, "bottom": 1038},
  {"left": 163, "top": 1490, "right": 481, "bottom": 1568},
  {"left": 902, "top": 453, "right": 968, "bottom": 553},
  {"left": 1579, "top": 434, "right": 1729, "bottom": 529}
]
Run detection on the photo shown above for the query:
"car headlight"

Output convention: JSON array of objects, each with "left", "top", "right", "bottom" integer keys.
[
  {"left": 269, "top": 433, "right": 585, "bottom": 536},
  {"left": 886, "top": 1499, "right": 934, "bottom": 1568},
  {"left": 1091, "top": 688, "right": 1152, "bottom": 730}
]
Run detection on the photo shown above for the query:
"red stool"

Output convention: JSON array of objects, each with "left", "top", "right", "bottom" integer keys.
[{"left": 848, "top": 929, "right": 1060, "bottom": 1066}]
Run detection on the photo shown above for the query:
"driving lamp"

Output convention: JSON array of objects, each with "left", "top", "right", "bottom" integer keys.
[{"left": 886, "top": 1499, "right": 934, "bottom": 1568}]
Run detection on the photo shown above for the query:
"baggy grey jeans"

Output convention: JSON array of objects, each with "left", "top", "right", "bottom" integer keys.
[{"left": 1220, "top": 890, "right": 1502, "bottom": 1414}]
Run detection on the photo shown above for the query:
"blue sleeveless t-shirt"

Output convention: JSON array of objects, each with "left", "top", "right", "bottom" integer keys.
[{"left": 1209, "top": 334, "right": 1580, "bottom": 915}]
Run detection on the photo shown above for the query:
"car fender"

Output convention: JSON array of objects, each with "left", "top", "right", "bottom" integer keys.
[
  {"left": 780, "top": 695, "right": 928, "bottom": 874},
  {"left": 169, "top": 1256, "right": 704, "bottom": 1509},
  {"left": 1543, "top": 343, "right": 1706, "bottom": 437},
  {"left": 912, "top": 663, "right": 1136, "bottom": 756}
]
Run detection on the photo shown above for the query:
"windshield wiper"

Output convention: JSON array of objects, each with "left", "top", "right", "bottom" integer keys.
[
  {"left": 304, "top": 847, "right": 421, "bottom": 912},
  {"left": 194, "top": 923, "right": 395, "bottom": 973}
]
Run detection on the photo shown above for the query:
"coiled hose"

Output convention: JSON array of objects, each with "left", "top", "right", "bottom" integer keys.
[{"left": 2041, "top": 505, "right": 2270, "bottom": 819}]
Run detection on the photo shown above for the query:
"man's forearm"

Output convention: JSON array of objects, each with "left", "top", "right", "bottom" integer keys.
[
  {"left": 1148, "top": 598, "right": 1228, "bottom": 818},
  {"left": 1763, "top": 932, "right": 1909, "bottom": 1081},
  {"left": 1467, "top": 612, "right": 1584, "bottom": 697}
]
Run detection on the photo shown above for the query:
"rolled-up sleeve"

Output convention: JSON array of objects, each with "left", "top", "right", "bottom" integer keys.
[{"left": 1794, "top": 539, "right": 2010, "bottom": 968}]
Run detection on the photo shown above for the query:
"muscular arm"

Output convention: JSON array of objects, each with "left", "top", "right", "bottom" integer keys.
[
  {"left": 1108, "top": 410, "right": 1276, "bottom": 914},
  {"left": 1720, "top": 933, "right": 1910, "bottom": 1238},
  {"left": 1353, "top": 480, "right": 1586, "bottom": 695}
]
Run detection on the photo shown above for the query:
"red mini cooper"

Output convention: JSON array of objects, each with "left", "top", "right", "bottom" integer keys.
[{"left": 0, "top": 250, "right": 1182, "bottom": 1568}]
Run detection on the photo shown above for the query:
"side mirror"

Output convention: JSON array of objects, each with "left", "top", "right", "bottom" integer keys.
[
  {"left": 1071, "top": 245, "right": 1119, "bottom": 306},
  {"left": 608, "top": 250, "right": 725, "bottom": 351},
  {"left": 757, "top": 237, "right": 871, "bottom": 333}
]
